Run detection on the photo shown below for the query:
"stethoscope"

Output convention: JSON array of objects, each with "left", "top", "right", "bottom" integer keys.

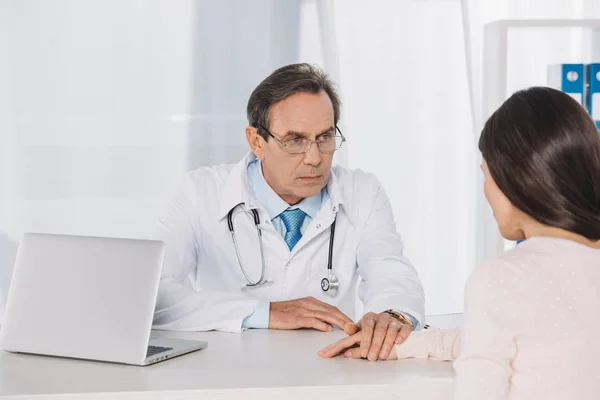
[{"left": 227, "top": 203, "right": 339, "bottom": 297}]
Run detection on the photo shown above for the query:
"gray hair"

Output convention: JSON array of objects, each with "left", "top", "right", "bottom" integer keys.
[{"left": 246, "top": 63, "right": 341, "bottom": 141}]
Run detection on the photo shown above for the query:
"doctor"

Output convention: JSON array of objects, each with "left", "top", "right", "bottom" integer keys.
[{"left": 153, "top": 63, "right": 425, "bottom": 362}]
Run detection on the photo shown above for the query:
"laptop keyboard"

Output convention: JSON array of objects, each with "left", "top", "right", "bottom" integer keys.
[{"left": 146, "top": 345, "right": 173, "bottom": 358}]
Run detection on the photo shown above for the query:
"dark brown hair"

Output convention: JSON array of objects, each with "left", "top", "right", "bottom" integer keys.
[
  {"left": 479, "top": 86, "right": 600, "bottom": 240},
  {"left": 246, "top": 63, "right": 341, "bottom": 141}
]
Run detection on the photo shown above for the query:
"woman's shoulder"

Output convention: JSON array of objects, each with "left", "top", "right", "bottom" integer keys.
[
  {"left": 494, "top": 236, "right": 597, "bottom": 274},
  {"left": 469, "top": 237, "right": 590, "bottom": 298},
  {"left": 469, "top": 249, "right": 530, "bottom": 289},
  {"left": 466, "top": 242, "right": 548, "bottom": 302},
  {"left": 482, "top": 237, "right": 566, "bottom": 272},
  {"left": 463, "top": 243, "right": 547, "bottom": 329}
]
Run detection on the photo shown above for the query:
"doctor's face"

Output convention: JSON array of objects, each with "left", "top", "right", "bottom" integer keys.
[{"left": 250, "top": 91, "right": 335, "bottom": 205}]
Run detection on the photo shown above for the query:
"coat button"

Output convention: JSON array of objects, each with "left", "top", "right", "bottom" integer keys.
[{"left": 316, "top": 224, "right": 321, "bottom": 229}]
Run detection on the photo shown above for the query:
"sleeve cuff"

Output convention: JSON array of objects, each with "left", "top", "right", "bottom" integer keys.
[
  {"left": 395, "top": 328, "right": 460, "bottom": 361},
  {"left": 393, "top": 310, "right": 420, "bottom": 330},
  {"left": 401, "top": 312, "right": 419, "bottom": 330},
  {"left": 241, "top": 300, "right": 270, "bottom": 329}
]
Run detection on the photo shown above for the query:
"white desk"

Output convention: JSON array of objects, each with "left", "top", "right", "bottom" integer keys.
[{"left": 0, "top": 314, "right": 461, "bottom": 400}]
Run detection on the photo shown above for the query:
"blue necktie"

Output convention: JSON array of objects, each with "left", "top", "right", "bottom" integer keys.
[{"left": 279, "top": 208, "right": 307, "bottom": 250}]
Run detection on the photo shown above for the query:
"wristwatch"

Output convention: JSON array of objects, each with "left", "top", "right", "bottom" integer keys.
[{"left": 383, "top": 309, "right": 414, "bottom": 328}]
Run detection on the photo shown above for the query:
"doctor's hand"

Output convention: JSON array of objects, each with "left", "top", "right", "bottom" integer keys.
[
  {"left": 268, "top": 297, "right": 354, "bottom": 332},
  {"left": 325, "top": 312, "right": 412, "bottom": 361}
]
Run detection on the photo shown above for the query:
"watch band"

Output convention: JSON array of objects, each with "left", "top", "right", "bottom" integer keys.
[{"left": 384, "top": 309, "right": 414, "bottom": 328}]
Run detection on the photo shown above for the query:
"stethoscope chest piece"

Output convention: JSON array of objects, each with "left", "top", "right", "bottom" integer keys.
[{"left": 321, "top": 270, "right": 339, "bottom": 297}]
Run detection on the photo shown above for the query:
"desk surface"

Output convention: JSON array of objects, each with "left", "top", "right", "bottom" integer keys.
[{"left": 0, "top": 314, "right": 461, "bottom": 400}]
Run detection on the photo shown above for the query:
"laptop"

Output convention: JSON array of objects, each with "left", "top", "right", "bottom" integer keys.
[{"left": 0, "top": 233, "right": 207, "bottom": 366}]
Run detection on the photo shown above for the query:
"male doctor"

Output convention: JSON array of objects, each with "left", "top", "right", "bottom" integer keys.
[{"left": 153, "top": 63, "right": 425, "bottom": 361}]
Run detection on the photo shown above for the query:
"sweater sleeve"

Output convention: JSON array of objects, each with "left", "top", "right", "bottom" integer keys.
[{"left": 394, "top": 327, "right": 460, "bottom": 361}]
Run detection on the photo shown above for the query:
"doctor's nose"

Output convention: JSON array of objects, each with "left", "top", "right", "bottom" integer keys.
[{"left": 303, "top": 141, "right": 322, "bottom": 166}]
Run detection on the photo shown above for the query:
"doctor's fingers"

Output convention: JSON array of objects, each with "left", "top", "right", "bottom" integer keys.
[
  {"left": 378, "top": 321, "right": 403, "bottom": 360},
  {"left": 299, "top": 317, "right": 333, "bottom": 332},
  {"left": 343, "top": 322, "right": 360, "bottom": 335},
  {"left": 364, "top": 317, "right": 391, "bottom": 361},
  {"left": 303, "top": 297, "right": 354, "bottom": 325},
  {"left": 358, "top": 313, "right": 378, "bottom": 358},
  {"left": 395, "top": 322, "right": 412, "bottom": 344},
  {"left": 305, "top": 310, "right": 353, "bottom": 330}
]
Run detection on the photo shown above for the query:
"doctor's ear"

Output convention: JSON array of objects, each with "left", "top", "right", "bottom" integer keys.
[{"left": 246, "top": 125, "right": 265, "bottom": 160}]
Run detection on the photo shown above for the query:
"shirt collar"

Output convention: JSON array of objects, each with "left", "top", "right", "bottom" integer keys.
[
  {"left": 248, "top": 158, "right": 324, "bottom": 220},
  {"left": 217, "top": 152, "right": 256, "bottom": 220},
  {"left": 218, "top": 152, "right": 353, "bottom": 226},
  {"left": 323, "top": 167, "right": 355, "bottom": 227}
]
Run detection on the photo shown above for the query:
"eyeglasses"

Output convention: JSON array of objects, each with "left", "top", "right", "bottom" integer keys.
[{"left": 257, "top": 125, "right": 346, "bottom": 155}]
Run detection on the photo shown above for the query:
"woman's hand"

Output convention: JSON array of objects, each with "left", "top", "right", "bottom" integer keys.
[
  {"left": 342, "top": 312, "right": 412, "bottom": 361},
  {"left": 318, "top": 331, "right": 399, "bottom": 360}
]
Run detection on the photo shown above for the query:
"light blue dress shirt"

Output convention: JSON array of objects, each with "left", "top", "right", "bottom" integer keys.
[
  {"left": 241, "top": 159, "right": 417, "bottom": 330},
  {"left": 247, "top": 159, "right": 328, "bottom": 238},
  {"left": 242, "top": 159, "right": 327, "bottom": 329}
]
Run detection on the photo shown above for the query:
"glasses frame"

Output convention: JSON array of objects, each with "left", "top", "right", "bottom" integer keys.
[{"left": 257, "top": 125, "right": 346, "bottom": 155}]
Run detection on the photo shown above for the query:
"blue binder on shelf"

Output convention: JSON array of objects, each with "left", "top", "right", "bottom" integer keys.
[
  {"left": 547, "top": 64, "right": 585, "bottom": 107},
  {"left": 586, "top": 63, "right": 600, "bottom": 129}
]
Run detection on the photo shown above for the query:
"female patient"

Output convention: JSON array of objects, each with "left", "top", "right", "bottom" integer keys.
[{"left": 319, "top": 86, "right": 600, "bottom": 399}]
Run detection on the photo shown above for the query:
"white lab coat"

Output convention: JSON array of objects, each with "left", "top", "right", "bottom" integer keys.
[{"left": 152, "top": 152, "right": 425, "bottom": 333}]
